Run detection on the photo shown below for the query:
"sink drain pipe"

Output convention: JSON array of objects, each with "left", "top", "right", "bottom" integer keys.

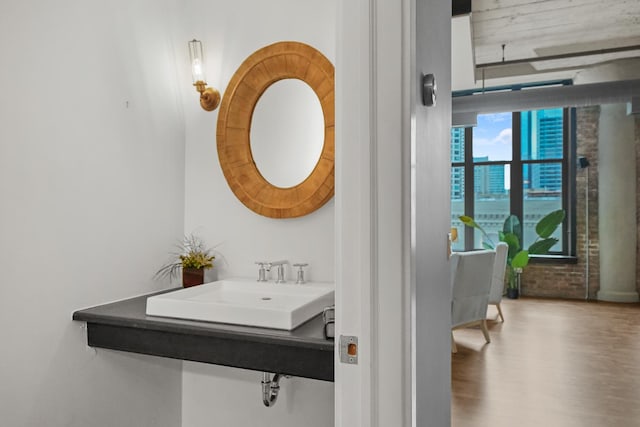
[{"left": 261, "top": 372, "right": 285, "bottom": 407}]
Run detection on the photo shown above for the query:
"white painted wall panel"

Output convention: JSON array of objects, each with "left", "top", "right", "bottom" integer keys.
[
  {"left": 178, "top": 1, "right": 336, "bottom": 426},
  {"left": 182, "top": 364, "right": 333, "bottom": 427},
  {"left": 0, "top": 1, "right": 185, "bottom": 426}
]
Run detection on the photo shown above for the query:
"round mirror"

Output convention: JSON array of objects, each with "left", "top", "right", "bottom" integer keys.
[
  {"left": 250, "top": 79, "right": 324, "bottom": 188},
  {"left": 216, "top": 41, "right": 335, "bottom": 219}
]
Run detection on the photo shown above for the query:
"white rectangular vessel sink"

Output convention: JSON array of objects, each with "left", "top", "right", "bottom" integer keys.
[{"left": 146, "top": 278, "right": 335, "bottom": 330}]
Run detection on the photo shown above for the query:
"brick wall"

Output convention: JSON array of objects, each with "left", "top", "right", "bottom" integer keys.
[
  {"left": 522, "top": 106, "right": 601, "bottom": 299},
  {"left": 522, "top": 106, "right": 640, "bottom": 299}
]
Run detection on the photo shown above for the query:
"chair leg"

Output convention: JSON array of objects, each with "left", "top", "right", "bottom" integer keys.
[
  {"left": 451, "top": 332, "right": 457, "bottom": 353},
  {"left": 480, "top": 319, "right": 491, "bottom": 343},
  {"left": 496, "top": 303, "right": 504, "bottom": 322}
]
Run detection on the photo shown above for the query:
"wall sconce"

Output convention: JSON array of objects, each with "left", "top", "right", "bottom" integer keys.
[{"left": 188, "top": 39, "right": 220, "bottom": 112}]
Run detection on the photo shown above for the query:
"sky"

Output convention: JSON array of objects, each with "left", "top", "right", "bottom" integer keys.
[{"left": 472, "top": 112, "right": 512, "bottom": 161}]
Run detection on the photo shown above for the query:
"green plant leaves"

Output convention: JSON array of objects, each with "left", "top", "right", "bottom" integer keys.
[
  {"left": 459, "top": 215, "right": 495, "bottom": 248},
  {"left": 535, "top": 209, "right": 566, "bottom": 238},
  {"left": 511, "top": 250, "right": 530, "bottom": 269},
  {"left": 451, "top": 204, "right": 563, "bottom": 291},
  {"left": 503, "top": 215, "right": 522, "bottom": 244},
  {"left": 501, "top": 232, "right": 521, "bottom": 260},
  {"left": 155, "top": 234, "right": 216, "bottom": 281},
  {"left": 458, "top": 209, "right": 564, "bottom": 279},
  {"left": 528, "top": 238, "right": 559, "bottom": 254},
  {"left": 459, "top": 215, "right": 480, "bottom": 229}
]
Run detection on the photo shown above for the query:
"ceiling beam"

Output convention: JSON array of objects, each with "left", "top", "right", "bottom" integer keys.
[
  {"left": 477, "top": 45, "right": 640, "bottom": 69},
  {"left": 453, "top": 79, "right": 640, "bottom": 114}
]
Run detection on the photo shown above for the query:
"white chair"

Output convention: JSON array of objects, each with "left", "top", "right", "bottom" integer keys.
[
  {"left": 451, "top": 250, "right": 496, "bottom": 353},
  {"left": 489, "top": 242, "right": 509, "bottom": 322}
]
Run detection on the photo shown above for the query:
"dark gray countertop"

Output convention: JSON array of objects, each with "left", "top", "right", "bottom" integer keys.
[{"left": 73, "top": 289, "right": 334, "bottom": 381}]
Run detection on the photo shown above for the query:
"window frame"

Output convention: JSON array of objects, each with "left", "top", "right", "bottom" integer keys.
[{"left": 452, "top": 108, "right": 577, "bottom": 258}]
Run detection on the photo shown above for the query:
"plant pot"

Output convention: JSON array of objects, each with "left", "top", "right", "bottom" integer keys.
[
  {"left": 182, "top": 268, "right": 205, "bottom": 288},
  {"left": 506, "top": 288, "right": 519, "bottom": 299}
]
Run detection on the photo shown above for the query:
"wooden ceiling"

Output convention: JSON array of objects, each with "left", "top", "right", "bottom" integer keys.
[{"left": 467, "top": 0, "right": 640, "bottom": 86}]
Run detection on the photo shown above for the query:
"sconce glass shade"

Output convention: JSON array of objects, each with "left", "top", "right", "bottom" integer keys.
[
  {"left": 188, "top": 39, "right": 220, "bottom": 111},
  {"left": 188, "top": 39, "right": 206, "bottom": 84}
]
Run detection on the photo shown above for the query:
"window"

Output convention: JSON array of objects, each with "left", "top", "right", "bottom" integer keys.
[{"left": 451, "top": 108, "right": 575, "bottom": 256}]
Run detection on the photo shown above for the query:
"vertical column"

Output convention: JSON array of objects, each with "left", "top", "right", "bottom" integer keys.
[{"left": 597, "top": 103, "right": 639, "bottom": 302}]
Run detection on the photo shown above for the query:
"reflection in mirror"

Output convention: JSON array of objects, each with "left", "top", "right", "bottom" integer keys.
[{"left": 250, "top": 79, "right": 324, "bottom": 188}]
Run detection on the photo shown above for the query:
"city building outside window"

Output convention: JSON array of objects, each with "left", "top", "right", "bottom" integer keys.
[{"left": 451, "top": 108, "right": 575, "bottom": 257}]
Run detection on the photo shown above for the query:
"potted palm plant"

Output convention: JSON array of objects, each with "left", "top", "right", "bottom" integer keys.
[
  {"left": 459, "top": 209, "right": 565, "bottom": 298},
  {"left": 155, "top": 234, "right": 216, "bottom": 288}
]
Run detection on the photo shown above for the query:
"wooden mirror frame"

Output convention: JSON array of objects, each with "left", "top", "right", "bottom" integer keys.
[{"left": 216, "top": 41, "right": 335, "bottom": 219}]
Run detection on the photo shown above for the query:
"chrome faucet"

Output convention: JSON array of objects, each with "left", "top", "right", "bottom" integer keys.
[
  {"left": 255, "top": 260, "right": 288, "bottom": 283},
  {"left": 293, "top": 263, "right": 308, "bottom": 284},
  {"left": 255, "top": 262, "right": 269, "bottom": 282},
  {"left": 269, "top": 260, "right": 288, "bottom": 283}
]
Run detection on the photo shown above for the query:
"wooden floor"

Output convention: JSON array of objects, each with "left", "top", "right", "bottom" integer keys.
[{"left": 451, "top": 298, "right": 640, "bottom": 427}]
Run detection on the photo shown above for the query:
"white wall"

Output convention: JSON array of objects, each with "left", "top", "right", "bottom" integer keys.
[
  {"left": 0, "top": 1, "right": 185, "bottom": 426},
  {"left": 176, "top": 1, "right": 336, "bottom": 426},
  {"left": 178, "top": 0, "right": 336, "bottom": 284}
]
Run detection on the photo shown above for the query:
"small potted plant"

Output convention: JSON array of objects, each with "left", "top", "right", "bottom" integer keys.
[
  {"left": 459, "top": 209, "right": 565, "bottom": 299},
  {"left": 155, "top": 234, "right": 216, "bottom": 287}
]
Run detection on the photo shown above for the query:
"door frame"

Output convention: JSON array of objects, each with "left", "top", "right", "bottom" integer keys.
[
  {"left": 335, "top": 0, "right": 452, "bottom": 426},
  {"left": 334, "top": 0, "right": 411, "bottom": 426}
]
